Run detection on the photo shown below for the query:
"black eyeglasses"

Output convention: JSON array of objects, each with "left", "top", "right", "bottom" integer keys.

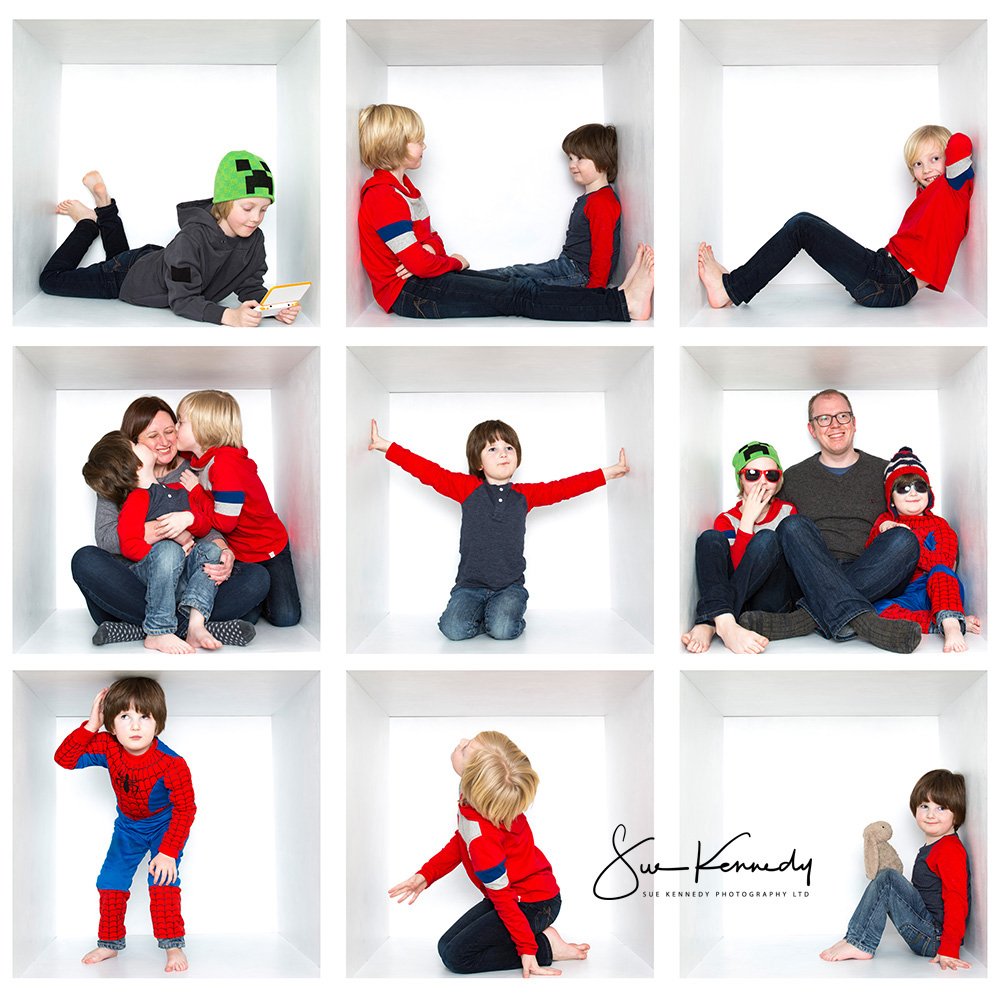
[
  {"left": 810, "top": 411, "right": 854, "bottom": 427},
  {"left": 893, "top": 481, "right": 929, "bottom": 495},
  {"left": 741, "top": 468, "right": 781, "bottom": 483}
]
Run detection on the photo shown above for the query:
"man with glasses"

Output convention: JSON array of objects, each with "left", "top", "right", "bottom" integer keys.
[{"left": 739, "top": 389, "right": 922, "bottom": 653}]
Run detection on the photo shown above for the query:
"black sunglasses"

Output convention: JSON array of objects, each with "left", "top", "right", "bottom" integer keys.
[{"left": 893, "top": 481, "right": 929, "bottom": 495}]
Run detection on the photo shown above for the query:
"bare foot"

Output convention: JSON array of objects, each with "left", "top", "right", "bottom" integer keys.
[
  {"left": 715, "top": 613, "right": 768, "bottom": 654},
  {"left": 698, "top": 242, "right": 733, "bottom": 308},
  {"left": 186, "top": 623, "right": 222, "bottom": 650},
  {"left": 820, "top": 939, "right": 873, "bottom": 962},
  {"left": 164, "top": 947, "right": 188, "bottom": 973},
  {"left": 965, "top": 615, "right": 982, "bottom": 634},
  {"left": 619, "top": 242, "right": 645, "bottom": 291},
  {"left": 542, "top": 926, "right": 590, "bottom": 962},
  {"left": 623, "top": 244, "right": 654, "bottom": 320},
  {"left": 82, "top": 170, "right": 111, "bottom": 208},
  {"left": 942, "top": 617, "right": 968, "bottom": 653},
  {"left": 81, "top": 946, "right": 118, "bottom": 965},
  {"left": 144, "top": 633, "right": 194, "bottom": 654},
  {"left": 56, "top": 199, "right": 97, "bottom": 223},
  {"left": 681, "top": 622, "right": 715, "bottom": 653}
]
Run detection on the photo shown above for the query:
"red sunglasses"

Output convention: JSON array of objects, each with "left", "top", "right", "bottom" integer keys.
[{"left": 741, "top": 468, "right": 781, "bottom": 483}]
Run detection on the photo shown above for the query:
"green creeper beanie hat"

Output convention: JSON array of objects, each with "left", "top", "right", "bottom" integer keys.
[
  {"left": 214, "top": 151, "right": 274, "bottom": 204},
  {"left": 732, "top": 440, "right": 782, "bottom": 492}
]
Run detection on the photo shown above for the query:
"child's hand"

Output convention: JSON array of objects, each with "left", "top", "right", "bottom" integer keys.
[
  {"left": 223, "top": 301, "right": 263, "bottom": 328},
  {"left": 929, "top": 953, "right": 971, "bottom": 971},
  {"left": 452, "top": 254, "right": 470, "bottom": 269},
  {"left": 395, "top": 263, "right": 413, "bottom": 281},
  {"left": 86, "top": 688, "right": 109, "bottom": 733},
  {"left": 154, "top": 511, "right": 195, "bottom": 539},
  {"left": 739, "top": 481, "right": 771, "bottom": 527},
  {"left": 421, "top": 243, "right": 437, "bottom": 254},
  {"left": 521, "top": 954, "right": 561, "bottom": 978},
  {"left": 388, "top": 873, "right": 427, "bottom": 904},
  {"left": 369, "top": 418, "right": 390, "bottom": 453},
  {"left": 131, "top": 441, "right": 157, "bottom": 468},
  {"left": 178, "top": 531, "right": 195, "bottom": 556},
  {"left": 275, "top": 304, "right": 301, "bottom": 325},
  {"left": 603, "top": 448, "right": 630, "bottom": 480},
  {"left": 149, "top": 853, "right": 178, "bottom": 886},
  {"left": 879, "top": 521, "right": 910, "bottom": 532},
  {"left": 179, "top": 469, "right": 200, "bottom": 492}
]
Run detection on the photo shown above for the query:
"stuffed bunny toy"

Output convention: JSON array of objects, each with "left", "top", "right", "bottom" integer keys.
[{"left": 864, "top": 820, "right": 904, "bottom": 880}]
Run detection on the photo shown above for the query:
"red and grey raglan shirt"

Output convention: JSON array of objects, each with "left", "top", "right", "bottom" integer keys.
[
  {"left": 55, "top": 725, "right": 196, "bottom": 860},
  {"left": 186, "top": 446, "right": 289, "bottom": 563},
  {"left": 885, "top": 133, "right": 974, "bottom": 292},
  {"left": 562, "top": 186, "right": 622, "bottom": 287},
  {"left": 117, "top": 482, "right": 212, "bottom": 561},
  {"left": 713, "top": 498, "right": 797, "bottom": 568},
  {"left": 386, "top": 443, "right": 606, "bottom": 590},
  {"left": 420, "top": 800, "right": 559, "bottom": 956},
  {"left": 911, "top": 834, "right": 970, "bottom": 959},
  {"left": 359, "top": 170, "right": 465, "bottom": 311}
]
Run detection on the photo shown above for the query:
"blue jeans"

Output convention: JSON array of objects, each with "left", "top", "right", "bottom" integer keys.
[
  {"left": 477, "top": 254, "right": 588, "bottom": 287},
  {"left": 775, "top": 515, "right": 920, "bottom": 639},
  {"left": 694, "top": 529, "right": 799, "bottom": 625},
  {"left": 129, "top": 540, "right": 221, "bottom": 635},
  {"left": 437, "top": 894, "right": 560, "bottom": 974},
  {"left": 258, "top": 543, "right": 301, "bottom": 627},
  {"left": 391, "top": 270, "right": 629, "bottom": 321},
  {"left": 845, "top": 870, "right": 940, "bottom": 957},
  {"left": 71, "top": 545, "right": 269, "bottom": 629},
  {"left": 439, "top": 584, "right": 529, "bottom": 641},
  {"left": 723, "top": 213, "right": 920, "bottom": 308}
]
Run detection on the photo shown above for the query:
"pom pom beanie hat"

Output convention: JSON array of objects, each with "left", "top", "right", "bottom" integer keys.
[{"left": 884, "top": 446, "right": 934, "bottom": 511}]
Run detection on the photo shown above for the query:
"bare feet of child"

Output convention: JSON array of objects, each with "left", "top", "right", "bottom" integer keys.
[
  {"left": 681, "top": 622, "right": 715, "bottom": 653},
  {"left": 966, "top": 615, "right": 982, "bottom": 634},
  {"left": 144, "top": 633, "right": 194, "bottom": 654},
  {"left": 185, "top": 610, "right": 222, "bottom": 650},
  {"left": 82, "top": 170, "right": 112, "bottom": 208},
  {"left": 941, "top": 617, "right": 970, "bottom": 653},
  {"left": 715, "top": 612, "right": 768, "bottom": 654},
  {"left": 697, "top": 242, "right": 733, "bottom": 308},
  {"left": 620, "top": 242, "right": 645, "bottom": 289},
  {"left": 819, "top": 939, "right": 872, "bottom": 962},
  {"left": 542, "top": 925, "right": 590, "bottom": 962},
  {"left": 164, "top": 946, "right": 188, "bottom": 973},
  {"left": 56, "top": 199, "right": 97, "bottom": 223},
  {"left": 624, "top": 244, "right": 654, "bottom": 320},
  {"left": 81, "top": 946, "right": 118, "bottom": 965}
]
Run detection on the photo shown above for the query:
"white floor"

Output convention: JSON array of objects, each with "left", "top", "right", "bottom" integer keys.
[
  {"left": 686, "top": 284, "right": 985, "bottom": 327},
  {"left": 686, "top": 934, "right": 986, "bottom": 978},
  {"left": 352, "top": 610, "right": 653, "bottom": 654},
  {"left": 352, "top": 301, "right": 653, "bottom": 327},
  {"left": 354, "top": 933, "right": 652, "bottom": 978},
  {"left": 18, "top": 608, "right": 320, "bottom": 654},
  {"left": 19, "top": 933, "right": 319, "bottom": 978},
  {"left": 694, "top": 630, "right": 986, "bottom": 657}
]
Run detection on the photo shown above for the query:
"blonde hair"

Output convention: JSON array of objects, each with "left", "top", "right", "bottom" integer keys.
[
  {"left": 460, "top": 731, "right": 539, "bottom": 830},
  {"left": 359, "top": 103, "right": 425, "bottom": 171},
  {"left": 210, "top": 200, "right": 234, "bottom": 223},
  {"left": 178, "top": 390, "right": 243, "bottom": 451},
  {"left": 903, "top": 125, "right": 952, "bottom": 176}
]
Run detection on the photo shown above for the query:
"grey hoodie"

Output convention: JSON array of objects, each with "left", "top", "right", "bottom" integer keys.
[{"left": 119, "top": 199, "right": 267, "bottom": 324}]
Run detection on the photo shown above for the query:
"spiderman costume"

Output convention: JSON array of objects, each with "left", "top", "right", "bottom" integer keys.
[{"left": 55, "top": 723, "right": 196, "bottom": 950}]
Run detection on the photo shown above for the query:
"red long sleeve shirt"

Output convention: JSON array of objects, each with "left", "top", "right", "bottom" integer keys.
[
  {"left": 562, "top": 186, "right": 622, "bottom": 287},
  {"left": 117, "top": 482, "right": 211, "bottom": 561},
  {"left": 713, "top": 497, "right": 797, "bottom": 568},
  {"left": 912, "top": 834, "right": 970, "bottom": 959}
]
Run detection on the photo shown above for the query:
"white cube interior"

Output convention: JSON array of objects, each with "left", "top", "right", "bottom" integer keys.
[
  {"left": 13, "top": 346, "right": 321, "bottom": 652},
  {"left": 680, "top": 19, "right": 987, "bottom": 326},
  {"left": 679, "top": 345, "right": 987, "bottom": 655},
  {"left": 346, "top": 670, "right": 653, "bottom": 978},
  {"left": 346, "top": 346, "right": 653, "bottom": 653},
  {"left": 680, "top": 670, "right": 987, "bottom": 978},
  {"left": 346, "top": 19, "right": 653, "bottom": 324},
  {"left": 14, "top": 670, "right": 320, "bottom": 978},
  {"left": 13, "top": 19, "right": 321, "bottom": 326}
]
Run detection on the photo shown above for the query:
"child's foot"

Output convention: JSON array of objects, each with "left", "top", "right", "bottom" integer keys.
[
  {"left": 715, "top": 614, "right": 769, "bottom": 654},
  {"left": 681, "top": 622, "right": 715, "bottom": 653},
  {"left": 186, "top": 622, "right": 223, "bottom": 651},
  {"left": 698, "top": 242, "right": 733, "bottom": 308},
  {"left": 966, "top": 615, "right": 982, "bottom": 634},
  {"left": 942, "top": 617, "right": 968, "bottom": 653},
  {"left": 56, "top": 199, "right": 97, "bottom": 223},
  {"left": 82, "top": 170, "right": 111, "bottom": 208},
  {"left": 819, "top": 939, "right": 873, "bottom": 962},
  {"left": 623, "top": 244, "right": 654, "bottom": 320},
  {"left": 620, "top": 242, "right": 645, "bottom": 290},
  {"left": 81, "top": 946, "right": 118, "bottom": 965},
  {"left": 164, "top": 947, "right": 188, "bottom": 973},
  {"left": 144, "top": 633, "right": 194, "bottom": 654},
  {"left": 542, "top": 926, "right": 590, "bottom": 961}
]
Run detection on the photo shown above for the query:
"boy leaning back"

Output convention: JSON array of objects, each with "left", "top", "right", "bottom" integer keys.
[
  {"left": 55, "top": 678, "right": 196, "bottom": 973},
  {"left": 369, "top": 418, "right": 629, "bottom": 640}
]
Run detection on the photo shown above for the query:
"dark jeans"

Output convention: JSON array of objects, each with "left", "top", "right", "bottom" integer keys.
[
  {"left": 437, "top": 894, "right": 560, "bottom": 974},
  {"left": 694, "top": 529, "right": 799, "bottom": 625},
  {"left": 39, "top": 200, "right": 158, "bottom": 299},
  {"left": 775, "top": 515, "right": 920, "bottom": 639},
  {"left": 391, "top": 269, "right": 629, "bottom": 321},
  {"left": 723, "top": 213, "right": 919, "bottom": 308},
  {"left": 71, "top": 545, "right": 269, "bottom": 631},
  {"left": 258, "top": 543, "right": 302, "bottom": 627},
  {"left": 438, "top": 583, "right": 529, "bottom": 641}
]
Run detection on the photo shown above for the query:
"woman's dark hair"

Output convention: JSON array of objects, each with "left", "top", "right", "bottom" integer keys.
[{"left": 120, "top": 396, "right": 177, "bottom": 444}]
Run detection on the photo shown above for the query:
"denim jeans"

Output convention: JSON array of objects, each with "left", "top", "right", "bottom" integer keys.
[
  {"left": 775, "top": 515, "right": 920, "bottom": 639},
  {"left": 694, "top": 529, "right": 799, "bottom": 625},
  {"left": 477, "top": 253, "right": 588, "bottom": 287},
  {"left": 129, "top": 540, "right": 221, "bottom": 634},
  {"left": 72, "top": 545, "right": 269, "bottom": 629},
  {"left": 439, "top": 583, "right": 529, "bottom": 640},
  {"left": 437, "top": 894, "right": 560, "bottom": 974},
  {"left": 844, "top": 870, "right": 940, "bottom": 957},
  {"left": 723, "top": 213, "right": 919, "bottom": 308},
  {"left": 258, "top": 543, "right": 302, "bottom": 627},
  {"left": 391, "top": 270, "right": 629, "bottom": 321},
  {"left": 39, "top": 200, "right": 159, "bottom": 299}
]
